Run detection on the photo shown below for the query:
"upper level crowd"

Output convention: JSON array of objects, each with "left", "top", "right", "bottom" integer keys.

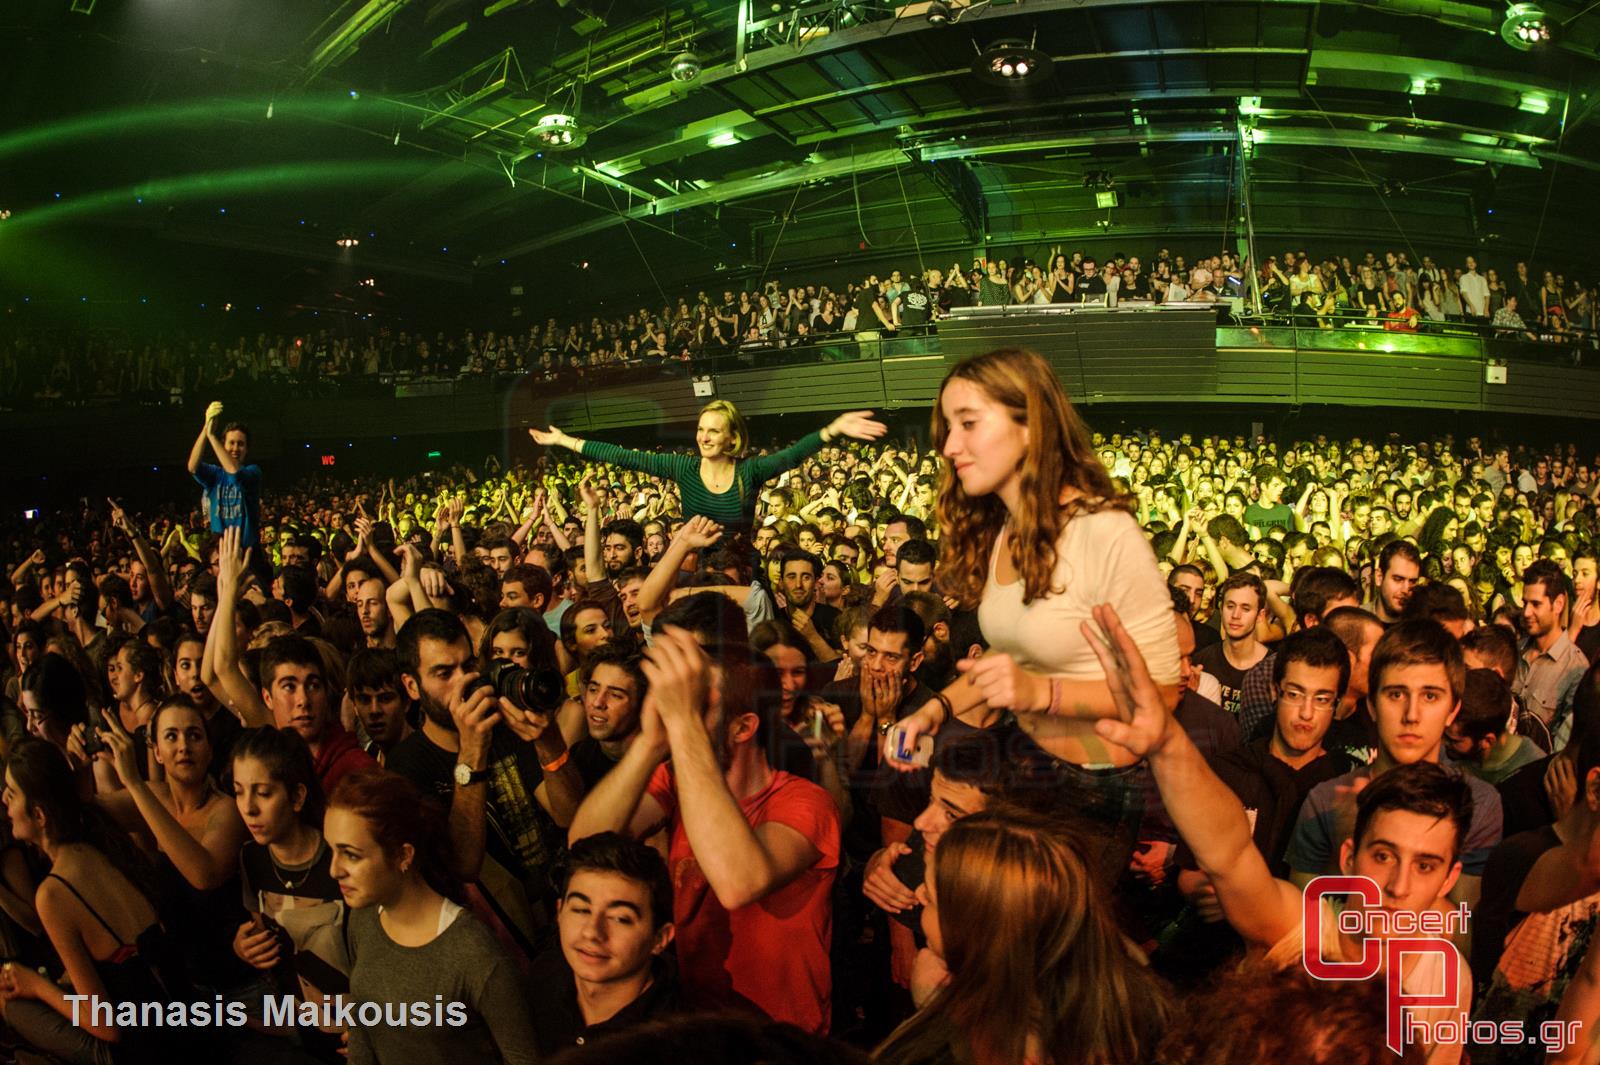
[
  {"left": 3, "top": 243, "right": 1594, "bottom": 405},
  {"left": 1, "top": 361, "right": 1599, "bottom": 1064}
]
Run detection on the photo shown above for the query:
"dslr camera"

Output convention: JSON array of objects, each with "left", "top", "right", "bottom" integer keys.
[{"left": 478, "top": 660, "right": 565, "bottom": 715}]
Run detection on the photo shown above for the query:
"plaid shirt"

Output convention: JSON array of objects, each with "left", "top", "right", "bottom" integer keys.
[{"left": 1237, "top": 651, "right": 1280, "bottom": 743}]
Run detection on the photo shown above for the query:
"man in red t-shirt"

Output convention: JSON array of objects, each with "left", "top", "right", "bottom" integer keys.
[
  {"left": 568, "top": 627, "right": 840, "bottom": 1034},
  {"left": 1382, "top": 290, "right": 1420, "bottom": 333}
]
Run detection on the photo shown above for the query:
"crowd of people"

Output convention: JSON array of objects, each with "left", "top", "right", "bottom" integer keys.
[
  {"left": 1, "top": 350, "right": 1599, "bottom": 1064},
  {"left": 4, "top": 243, "right": 1593, "bottom": 406}
]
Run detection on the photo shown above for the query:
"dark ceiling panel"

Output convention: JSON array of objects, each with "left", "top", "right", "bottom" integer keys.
[{"left": 1151, "top": 5, "right": 1209, "bottom": 50}]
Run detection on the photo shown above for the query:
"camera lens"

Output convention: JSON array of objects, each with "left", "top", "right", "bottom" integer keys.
[{"left": 485, "top": 660, "right": 565, "bottom": 713}]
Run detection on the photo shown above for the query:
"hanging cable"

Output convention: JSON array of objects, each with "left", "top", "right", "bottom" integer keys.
[
  {"left": 1304, "top": 88, "right": 1422, "bottom": 271},
  {"left": 757, "top": 185, "right": 804, "bottom": 291},
  {"left": 851, "top": 143, "right": 871, "bottom": 248},
  {"left": 893, "top": 161, "right": 925, "bottom": 276},
  {"left": 598, "top": 182, "right": 672, "bottom": 311},
  {"left": 1529, "top": 66, "right": 1573, "bottom": 265}
]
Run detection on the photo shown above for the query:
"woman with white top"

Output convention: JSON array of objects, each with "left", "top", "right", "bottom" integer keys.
[{"left": 891, "top": 348, "right": 1180, "bottom": 770}]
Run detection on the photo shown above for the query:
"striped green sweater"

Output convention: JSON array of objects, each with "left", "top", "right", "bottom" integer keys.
[{"left": 583, "top": 431, "right": 826, "bottom": 537}]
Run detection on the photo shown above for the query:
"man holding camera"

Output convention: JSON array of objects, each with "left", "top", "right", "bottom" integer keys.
[{"left": 391, "top": 609, "right": 586, "bottom": 947}]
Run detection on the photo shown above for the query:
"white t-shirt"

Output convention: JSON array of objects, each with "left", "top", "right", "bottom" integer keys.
[{"left": 977, "top": 507, "right": 1180, "bottom": 685}]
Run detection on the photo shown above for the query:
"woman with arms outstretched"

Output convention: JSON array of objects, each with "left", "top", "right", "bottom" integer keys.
[{"left": 528, "top": 399, "right": 886, "bottom": 540}]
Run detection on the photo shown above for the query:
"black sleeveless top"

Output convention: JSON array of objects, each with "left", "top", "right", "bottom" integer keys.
[{"left": 47, "top": 873, "right": 184, "bottom": 1062}]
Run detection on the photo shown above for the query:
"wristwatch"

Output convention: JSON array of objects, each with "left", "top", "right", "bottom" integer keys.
[{"left": 453, "top": 763, "right": 491, "bottom": 787}]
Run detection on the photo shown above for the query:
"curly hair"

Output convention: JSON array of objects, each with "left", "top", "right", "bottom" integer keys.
[{"left": 931, "top": 348, "right": 1128, "bottom": 609}]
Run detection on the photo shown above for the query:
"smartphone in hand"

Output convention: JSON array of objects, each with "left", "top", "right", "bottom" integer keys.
[{"left": 889, "top": 723, "right": 934, "bottom": 768}]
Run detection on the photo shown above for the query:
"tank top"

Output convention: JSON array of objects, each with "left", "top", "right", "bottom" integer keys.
[{"left": 46, "top": 873, "right": 178, "bottom": 1054}]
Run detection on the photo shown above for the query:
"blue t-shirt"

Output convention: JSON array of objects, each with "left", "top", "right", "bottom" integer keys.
[{"left": 193, "top": 463, "right": 262, "bottom": 547}]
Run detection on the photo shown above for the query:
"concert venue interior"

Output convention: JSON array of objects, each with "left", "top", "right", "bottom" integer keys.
[{"left": 3, "top": 1, "right": 1600, "bottom": 1063}]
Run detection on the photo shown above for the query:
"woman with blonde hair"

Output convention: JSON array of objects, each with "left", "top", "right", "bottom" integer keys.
[
  {"left": 529, "top": 400, "right": 886, "bottom": 539},
  {"left": 891, "top": 348, "right": 1180, "bottom": 770},
  {"left": 873, "top": 809, "right": 1168, "bottom": 1065}
]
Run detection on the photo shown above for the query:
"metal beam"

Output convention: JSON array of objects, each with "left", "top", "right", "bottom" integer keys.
[
  {"left": 1250, "top": 127, "right": 1544, "bottom": 168},
  {"left": 483, "top": 148, "right": 910, "bottom": 260},
  {"left": 917, "top": 128, "right": 1238, "bottom": 162},
  {"left": 718, "top": 0, "right": 1320, "bottom": 78},
  {"left": 302, "top": 0, "right": 410, "bottom": 84}
]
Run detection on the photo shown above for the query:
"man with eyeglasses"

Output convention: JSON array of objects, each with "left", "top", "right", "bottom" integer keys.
[{"left": 1179, "top": 628, "right": 1355, "bottom": 887}]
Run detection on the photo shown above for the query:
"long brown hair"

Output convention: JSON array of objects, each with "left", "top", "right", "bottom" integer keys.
[
  {"left": 932, "top": 348, "right": 1126, "bottom": 609},
  {"left": 873, "top": 810, "right": 1169, "bottom": 1065}
]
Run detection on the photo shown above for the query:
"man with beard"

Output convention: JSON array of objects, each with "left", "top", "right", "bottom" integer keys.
[
  {"left": 569, "top": 629, "right": 840, "bottom": 1035},
  {"left": 1371, "top": 540, "right": 1421, "bottom": 625},
  {"left": 390, "top": 609, "right": 585, "bottom": 940},
  {"left": 780, "top": 548, "right": 841, "bottom": 656},
  {"left": 354, "top": 576, "right": 395, "bottom": 648},
  {"left": 601, "top": 520, "right": 645, "bottom": 580}
]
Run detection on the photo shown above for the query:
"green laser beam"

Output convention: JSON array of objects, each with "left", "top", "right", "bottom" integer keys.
[
  {"left": 0, "top": 160, "right": 439, "bottom": 235},
  {"left": 0, "top": 96, "right": 374, "bottom": 161}
]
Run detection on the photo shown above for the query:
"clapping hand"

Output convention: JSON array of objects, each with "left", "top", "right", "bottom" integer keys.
[
  {"left": 639, "top": 626, "right": 710, "bottom": 735},
  {"left": 204, "top": 400, "right": 224, "bottom": 427}
]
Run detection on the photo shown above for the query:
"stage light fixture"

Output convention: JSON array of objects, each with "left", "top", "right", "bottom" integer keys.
[
  {"left": 529, "top": 113, "right": 586, "bottom": 150},
  {"left": 670, "top": 51, "right": 703, "bottom": 82},
  {"left": 926, "top": 1, "right": 951, "bottom": 25},
  {"left": 1501, "top": 3, "right": 1552, "bottom": 49},
  {"left": 973, "top": 39, "right": 1052, "bottom": 86},
  {"left": 336, "top": 233, "right": 360, "bottom": 247}
]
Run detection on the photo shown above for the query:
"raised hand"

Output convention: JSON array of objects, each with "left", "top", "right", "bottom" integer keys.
[
  {"left": 107, "top": 498, "right": 133, "bottom": 536},
  {"left": 675, "top": 515, "right": 723, "bottom": 550},
  {"left": 827, "top": 410, "right": 889, "bottom": 442},
  {"left": 216, "top": 526, "right": 251, "bottom": 599},
  {"left": 204, "top": 400, "right": 224, "bottom": 427},
  {"left": 522, "top": 490, "right": 546, "bottom": 527},
  {"left": 95, "top": 708, "right": 144, "bottom": 789},
  {"left": 398, "top": 542, "right": 423, "bottom": 580},
  {"left": 528, "top": 426, "right": 567, "bottom": 448},
  {"left": 418, "top": 566, "right": 451, "bottom": 603},
  {"left": 578, "top": 474, "right": 601, "bottom": 516}
]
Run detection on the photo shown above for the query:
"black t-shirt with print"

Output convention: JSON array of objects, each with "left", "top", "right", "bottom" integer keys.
[{"left": 1193, "top": 642, "right": 1253, "bottom": 717}]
